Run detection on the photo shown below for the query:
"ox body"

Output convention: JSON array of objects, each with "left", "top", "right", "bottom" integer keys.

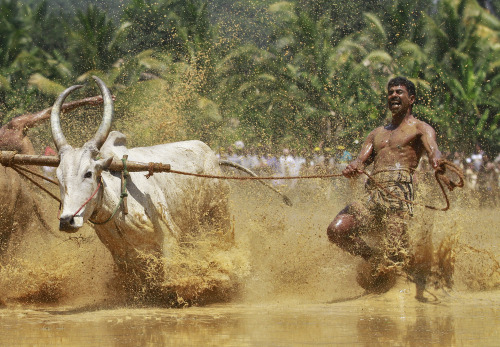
[
  {"left": 52, "top": 77, "right": 231, "bottom": 296},
  {"left": 0, "top": 166, "right": 49, "bottom": 252},
  {"left": 57, "top": 133, "right": 230, "bottom": 271}
]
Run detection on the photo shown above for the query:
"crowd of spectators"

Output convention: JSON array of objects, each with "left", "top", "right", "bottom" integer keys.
[
  {"left": 447, "top": 144, "right": 500, "bottom": 207},
  {"left": 217, "top": 141, "right": 500, "bottom": 207},
  {"left": 217, "top": 142, "right": 355, "bottom": 187}
]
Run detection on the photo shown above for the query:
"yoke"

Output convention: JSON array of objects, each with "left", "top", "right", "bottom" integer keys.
[{"left": 0, "top": 151, "right": 171, "bottom": 174}]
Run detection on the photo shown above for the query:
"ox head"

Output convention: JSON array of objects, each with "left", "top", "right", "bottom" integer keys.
[{"left": 51, "top": 76, "right": 114, "bottom": 232}]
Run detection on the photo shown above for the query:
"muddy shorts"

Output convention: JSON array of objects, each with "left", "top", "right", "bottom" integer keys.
[{"left": 362, "top": 169, "right": 415, "bottom": 217}]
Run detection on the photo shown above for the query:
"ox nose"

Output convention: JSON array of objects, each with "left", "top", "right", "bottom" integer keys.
[{"left": 59, "top": 215, "right": 82, "bottom": 233}]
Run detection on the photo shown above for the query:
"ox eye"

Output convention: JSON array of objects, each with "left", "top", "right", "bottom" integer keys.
[{"left": 84, "top": 171, "right": 92, "bottom": 179}]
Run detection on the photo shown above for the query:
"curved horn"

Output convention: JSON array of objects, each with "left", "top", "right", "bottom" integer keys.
[
  {"left": 91, "top": 76, "right": 114, "bottom": 149},
  {"left": 51, "top": 85, "right": 84, "bottom": 152}
]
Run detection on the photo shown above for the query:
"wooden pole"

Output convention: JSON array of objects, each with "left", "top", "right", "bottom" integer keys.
[{"left": 0, "top": 151, "right": 171, "bottom": 173}]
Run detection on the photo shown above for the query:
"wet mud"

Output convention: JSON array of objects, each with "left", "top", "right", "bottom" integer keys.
[{"left": 0, "top": 177, "right": 499, "bottom": 346}]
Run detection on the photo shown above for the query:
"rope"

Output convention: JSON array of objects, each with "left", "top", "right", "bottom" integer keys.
[
  {"left": 89, "top": 156, "right": 129, "bottom": 225},
  {"left": 10, "top": 165, "right": 61, "bottom": 203},
  {"left": 10, "top": 164, "right": 59, "bottom": 185},
  {"left": 168, "top": 169, "right": 342, "bottom": 180},
  {"left": 71, "top": 180, "right": 102, "bottom": 218},
  {"left": 166, "top": 159, "right": 464, "bottom": 211},
  {"left": 7, "top": 157, "right": 464, "bottom": 215}
]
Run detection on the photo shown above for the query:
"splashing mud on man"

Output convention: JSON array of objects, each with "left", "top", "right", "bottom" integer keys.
[{"left": 327, "top": 76, "right": 442, "bottom": 301}]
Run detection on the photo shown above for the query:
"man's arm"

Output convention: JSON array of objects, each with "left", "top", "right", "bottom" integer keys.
[
  {"left": 419, "top": 122, "right": 442, "bottom": 169},
  {"left": 342, "top": 129, "right": 377, "bottom": 178}
]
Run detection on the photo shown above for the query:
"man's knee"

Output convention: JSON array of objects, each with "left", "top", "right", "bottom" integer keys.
[
  {"left": 327, "top": 214, "right": 355, "bottom": 244},
  {"left": 326, "top": 222, "right": 341, "bottom": 244}
]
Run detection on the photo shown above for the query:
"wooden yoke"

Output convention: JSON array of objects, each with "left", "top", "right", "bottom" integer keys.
[{"left": 0, "top": 151, "right": 172, "bottom": 173}]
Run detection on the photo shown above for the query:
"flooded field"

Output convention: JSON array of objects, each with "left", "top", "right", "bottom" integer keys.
[
  {"left": 0, "top": 179, "right": 499, "bottom": 346},
  {"left": 1, "top": 291, "right": 499, "bottom": 346}
]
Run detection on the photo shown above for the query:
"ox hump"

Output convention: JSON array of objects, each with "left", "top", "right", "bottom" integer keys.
[{"left": 100, "top": 131, "right": 128, "bottom": 157}]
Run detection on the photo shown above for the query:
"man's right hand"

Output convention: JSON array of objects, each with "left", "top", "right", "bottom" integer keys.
[{"left": 342, "top": 160, "right": 363, "bottom": 178}]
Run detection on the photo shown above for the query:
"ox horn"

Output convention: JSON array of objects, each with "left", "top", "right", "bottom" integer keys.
[
  {"left": 51, "top": 84, "right": 84, "bottom": 152},
  {"left": 91, "top": 76, "right": 114, "bottom": 149}
]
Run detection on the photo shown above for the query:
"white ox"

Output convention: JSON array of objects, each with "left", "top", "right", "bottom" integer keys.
[{"left": 51, "top": 77, "right": 231, "bottom": 298}]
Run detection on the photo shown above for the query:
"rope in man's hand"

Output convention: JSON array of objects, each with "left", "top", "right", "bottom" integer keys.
[
  {"left": 5, "top": 158, "right": 466, "bottom": 212},
  {"left": 435, "top": 159, "right": 465, "bottom": 192}
]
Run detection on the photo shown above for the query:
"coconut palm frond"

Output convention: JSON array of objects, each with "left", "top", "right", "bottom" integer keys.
[{"left": 28, "top": 73, "right": 65, "bottom": 96}]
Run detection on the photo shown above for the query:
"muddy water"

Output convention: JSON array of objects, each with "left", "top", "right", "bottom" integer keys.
[
  {"left": 1, "top": 180, "right": 499, "bottom": 346},
  {"left": 1, "top": 291, "right": 499, "bottom": 346}
]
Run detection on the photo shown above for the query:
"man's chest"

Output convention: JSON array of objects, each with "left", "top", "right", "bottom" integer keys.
[{"left": 373, "top": 125, "right": 421, "bottom": 152}]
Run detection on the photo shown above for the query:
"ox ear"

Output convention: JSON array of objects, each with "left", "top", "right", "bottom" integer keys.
[{"left": 95, "top": 156, "right": 113, "bottom": 174}]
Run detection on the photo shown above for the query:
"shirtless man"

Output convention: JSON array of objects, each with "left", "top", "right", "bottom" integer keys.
[
  {"left": 327, "top": 76, "right": 442, "bottom": 299},
  {"left": 0, "top": 95, "right": 105, "bottom": 155}
]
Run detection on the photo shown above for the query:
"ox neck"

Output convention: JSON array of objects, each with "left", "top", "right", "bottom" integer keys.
[{"left": 89, "top": 174, "right": 127, "bottom": 225}]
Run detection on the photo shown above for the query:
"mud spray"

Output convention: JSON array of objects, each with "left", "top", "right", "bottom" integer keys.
[
  {"left": 0, "top": 153, "right": 499, "bottom": 346},
  {"left": 2, "top": 166, "right": 497, "bottom": 307},
  {"left": 1, "top": 68, "right": 498, "bottom": 346}
]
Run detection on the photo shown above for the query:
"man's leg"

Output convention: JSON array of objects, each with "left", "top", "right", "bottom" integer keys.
[
  {"left": 383, "top": 213, "right": 410, "bottom": 264},
  {"left": 327, "top": 204, "right": 373, "bottom": 261}
]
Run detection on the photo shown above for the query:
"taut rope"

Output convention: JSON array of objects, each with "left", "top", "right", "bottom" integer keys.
[
  {"left": 167, "top": 159, "right": 464, "bottom": 212},
  {"left": 4, "top": 156, "right": 464, "bottom": 213},
  {"left": 9, "top": 165, "right": 61, "bottom": 203}
]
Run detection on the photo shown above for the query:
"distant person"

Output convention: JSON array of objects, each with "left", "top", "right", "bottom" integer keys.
[
  {"left": 279, "top": 148, "right": 297, "bottom": 187},
  {"left": 470, "top": 143, "right": 484, "bottom": 172},
  {"left": 226, "top": 146, "right": 242, "bottom": 165},
  {"left": 335, "top": 145, "right": 352, "bottom": 171},
  {"left": 477, "top": 155, "right": 498, "bottom": 207},
  {"left": 326, "top": 76, "right": 443, "bottom": 300}
]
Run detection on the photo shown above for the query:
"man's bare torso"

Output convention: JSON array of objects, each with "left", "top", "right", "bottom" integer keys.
[{"left": 371, "top": 115, "right": 428, "bottom": 173}]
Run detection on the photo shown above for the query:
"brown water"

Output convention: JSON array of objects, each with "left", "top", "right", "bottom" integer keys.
[{"left": 1, "top": 180, "right": 499, "bottom": 346}]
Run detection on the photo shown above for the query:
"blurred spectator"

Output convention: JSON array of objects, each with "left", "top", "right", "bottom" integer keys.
[
  {"left": 477, "top": 155, "right": 498, "bottom": 207},
  {"left": 452, "top": 151, "right": 465, "bottom": 170},
  {"left": 470, "top": 143, "right": 485, "bottom": 172},
  {"left": 279, "top": 148, "right": 297, "bottom": 187},
  {"left": 242, "top": 146, "right": 260, "bottom": 170},
  {"left": 226, "top": 146, "right": 242, "bottom": 165},
  {"left": 465, "top": 162, "right": 478, "bottom": 190}
]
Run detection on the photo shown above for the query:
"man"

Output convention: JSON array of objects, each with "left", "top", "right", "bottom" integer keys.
[{"left": 326, "top": 76, "right": 442, "bottom": 300}]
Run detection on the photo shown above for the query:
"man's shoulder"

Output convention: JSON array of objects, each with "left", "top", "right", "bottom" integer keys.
[
  {"left": 416, "top": 118, "right": 435, "bottom": 132},
  {"left": 370, "top": 125, "right": 386, "bottom": 135}
]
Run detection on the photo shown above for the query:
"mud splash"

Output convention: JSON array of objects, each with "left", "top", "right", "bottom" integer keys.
[{"left": 0, "top": 174, "right": 498, "bottom": 345}]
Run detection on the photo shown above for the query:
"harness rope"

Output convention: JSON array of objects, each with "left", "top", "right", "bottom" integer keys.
[
  {"left": 9, "top": 165, "right": 61, "bottom": 203},
  {"left": 168, "top": 159, "right": 464, "bottom": 212},
  {"left": 5, "top": 157, "right": 464, "bottom": 225},
  {"left": 88, "top": 156, "right": 129, "bottom": 225}
]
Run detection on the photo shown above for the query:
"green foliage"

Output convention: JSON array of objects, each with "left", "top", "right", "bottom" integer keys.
[
  {"left": 68, "top": 5, "right": 121, "bottom": 74},
  {"left": 0, "top": 0, "right": 498, "bottom": 155}
]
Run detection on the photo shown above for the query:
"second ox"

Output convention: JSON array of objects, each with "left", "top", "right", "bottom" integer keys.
[{"left": 51, "top": 77, "right": 234, "bottom": 303}]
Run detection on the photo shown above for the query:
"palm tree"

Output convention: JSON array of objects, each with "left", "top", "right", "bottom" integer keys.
[
  {"left": 419, "top": 0, "right": 500, "bottom": 152},
  {"left": 0, "top": 0, "right": 29, "bottom": 70},
  {"left": 67, "top": 5, "right": 124, "bottom": 75}
]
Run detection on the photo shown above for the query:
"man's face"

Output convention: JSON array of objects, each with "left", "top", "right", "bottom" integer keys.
[{"left": 387, "top": 84, "right": 415, "bottom": 115}]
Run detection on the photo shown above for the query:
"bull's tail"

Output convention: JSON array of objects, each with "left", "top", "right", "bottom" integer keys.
[{"left": 219, "top": 160, "right": 293, "bottom": 206}]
